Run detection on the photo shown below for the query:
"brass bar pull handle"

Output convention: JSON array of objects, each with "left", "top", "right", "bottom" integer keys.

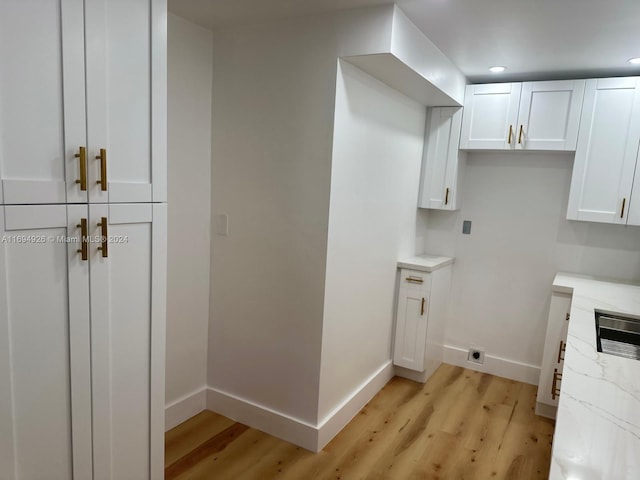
[
  {"left": 406, "top": 276, "right": 424, "bottom": 284},
  {"left": 76, "top": 218, "right": 88, "bottom": 261},
  {"left": 96, "top": 217, "right": 108, "bottom": 258},
  {"left": 74, "top": 147, "right": 87, "bottom": 191},
  {"left": 420, "top": 297, "right": 425, "bottom": 316},
  {"left": 551, "top": 368, "right": 562, "bottom": 400},
  {"left": 507, "top": 125, "right": 513, "bottom": 144},
  {"left": 621, "top": 198, "right": 626, "bottom": 219},
  {"left": 518, "top": 125, "right": 524, "bottom": 144},
  {"left": 96, "top": 148, "right": 107, "bottom": 191},
  {"left": 444, "top": 187, "right": 450, "bottom": 206},
  {"left": 557, "top": 340, "right": 566, "bottom": 363}
]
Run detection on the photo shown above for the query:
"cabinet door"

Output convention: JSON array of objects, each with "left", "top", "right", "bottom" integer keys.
[
  {"left": 0, "top": 0, "right": 87, "bottom": 205},
  {"left": 516, "top": 80, "right": 585, "bottom": 151},
  {"left": 0, "top": 205, "right": 92, "bottom": 480},
  {"left": 628, "top": 153, "right": 640, "bottom": 226},
  {"left": 459, "top": 83, "right": 521, "bottom": 150},
  {"left": 536, "top": 292, "right": 571, "bottom": 412},
  {"left": 85, "top": 0, "right": 167, "bottom": 203},
  {"left": 419, "top": 107, "right": 464, "bottom": 210},
  {"left": 393, "top": 270, "right": 430, "bottom": 371},
  {"left": 567, "top": 77, "right": 640, "bottom": 224},
  {"left": 90, "top": 203, "right": 166, "bottom": 480}
]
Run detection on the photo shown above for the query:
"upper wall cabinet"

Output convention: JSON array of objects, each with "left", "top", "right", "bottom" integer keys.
[
  {"left": 419, "top": 107, "right": 466, "bottom": 210},
  {"left": 567, "top": 77, "right": 640, "bottom": 225},
  {"left": 460, "top": 80, "right": 585, "bottom": 151},
  {"left": 0, "top": 0, "right": 166, "bottom": 205}
]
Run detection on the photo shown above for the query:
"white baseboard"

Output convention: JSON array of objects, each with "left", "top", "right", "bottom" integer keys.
[
  {"left": 443, "top": 344, "right": 540, "bottom": 385},
  {"left": 165, "top": 387, "right": 207, "bottom": 431},
  {"left": 316, "top": 360, "right": 394, "bottom": 451},
  {"left": 206, "top": 387, "right": 318, "bottom": 452},
  {"left": 206, "top": 361, "right": 394, "bottom": 452}
]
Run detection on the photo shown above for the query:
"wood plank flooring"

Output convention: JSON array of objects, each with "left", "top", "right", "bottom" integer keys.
[{"left": 165, "top": 364, "right": 555, "bottom": 479}]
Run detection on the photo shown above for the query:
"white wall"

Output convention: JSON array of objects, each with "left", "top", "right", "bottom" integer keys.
[
  {"left": 166, "top": 14, "right": 212, "bottom": 416},
  {"left": 318, "top": 61, "right": 426, "bottom": 422},
  {"left": 423, "top": 152, "right": 640, "bottom": 376}
]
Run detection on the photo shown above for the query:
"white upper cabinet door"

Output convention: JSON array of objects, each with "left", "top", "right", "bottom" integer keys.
[
  {"left": 0, "top": 205, "right": 92, "bottom": 480},
  {"left": 567, "top": 77, "right": 640, "bottom": 224},
  {"left": 419, "top": 107, "right": 465, "bottom": 210},
  {"left": 85, "top": 0, "right": 167, "bottom": 204},
  {"left": 628, "top": 163, "right": 640, "bottom": 226},
  {"left": 460, "top": 83, "right": 521, "bottom": 150},
  {"left": 516, "top": 80, "right": 585, "bottom": 151},
  {"left": 90, "top": 203, "right": 166, "bottom": 480},
  {"left": 0, "top": 0, "right": 87, "bottom": 205}
]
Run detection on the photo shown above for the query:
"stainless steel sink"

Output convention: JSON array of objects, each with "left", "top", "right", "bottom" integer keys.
[{"left": 595, "top": 310, "right": 640, "bottom": 360}]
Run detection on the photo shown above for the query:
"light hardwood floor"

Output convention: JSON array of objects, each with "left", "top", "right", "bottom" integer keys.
[{"left": 165, "top": 364, "right": 555, "bottom": 479}]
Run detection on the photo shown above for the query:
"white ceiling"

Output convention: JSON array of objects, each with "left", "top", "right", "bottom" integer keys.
[{"left": 168, "top": 0, "right": 640, "bottom": 82}]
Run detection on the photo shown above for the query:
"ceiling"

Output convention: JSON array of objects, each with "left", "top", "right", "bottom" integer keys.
[{"left": 168, "top": 0, "right": 640, "bottom": 82}]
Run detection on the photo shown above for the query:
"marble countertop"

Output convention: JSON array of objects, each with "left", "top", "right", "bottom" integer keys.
[
  {"left": 550, "top": 272, "right": 640, "bottom": 480},
  {"left": 397, "top": 254, "right": 454, "bottom": 273}
]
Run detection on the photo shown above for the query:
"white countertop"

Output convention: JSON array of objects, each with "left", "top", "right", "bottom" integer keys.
[
  {"left": 550, "top": 272, "right": 640, "bottom": 480},
  {"left": 397, "top": 254, "right": 454, "bottom": 273}
]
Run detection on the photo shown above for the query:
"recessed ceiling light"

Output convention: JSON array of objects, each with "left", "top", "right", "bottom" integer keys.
[
  {"left": 628, "top": 58, "right": 640, "bottom": 65},
  {"left": 489, "top": 66, "right": 506, "bottom": 73}
]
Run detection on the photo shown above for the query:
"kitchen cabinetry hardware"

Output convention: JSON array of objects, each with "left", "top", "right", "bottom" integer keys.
[
  {"left": 96, "top": 217, "right": 108, "bottom": 258},
  {"left": 96, "top": 148, "right": 107, "bottom": 191},
  {"left": 508, "top": 124, "right": 513, "bottom": 144},
  {"left": 76, "top": 218, "right": 88, "bottom": 261},
  {"left": 75, "top": 147, "right": 87, "bottom": 191},
  {"left": 444, "top": 188, "right": 450, "bottom": 205},
  {"left": 621, "top": 198, "right": 626, "bottom": 218},
  {"left": 557, "top": 340, "right": 566, "bottom": 363},
  {"left": 421, "top": 297, "right": 425, "bottom": 316},
  {"left": 566, "top": 313, "right": 570, "bottom": 321},
  {"left": 551, "top": 368, "right": 562, "bottom": 400},
  {"left": 406, "top": 276, "right": 424, "bottom": 284},
  {"left": 518, "top": 125, "right": 524, "bottom": 144}
]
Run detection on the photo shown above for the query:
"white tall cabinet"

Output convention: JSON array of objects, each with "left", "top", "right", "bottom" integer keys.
[{"left": 0, "top": 1, "right": 167, "bottom": 479}]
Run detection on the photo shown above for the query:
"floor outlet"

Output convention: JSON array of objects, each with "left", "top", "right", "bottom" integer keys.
[{"left": 468, "top": 348, "right": 485, "bottom": 365}]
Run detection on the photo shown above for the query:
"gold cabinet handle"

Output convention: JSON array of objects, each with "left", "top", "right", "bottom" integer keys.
[
  {"left": 406, "top": 276, "right": 423, "bottom": 284},
  {"left": 76, "top": 218, "right": 88, "bottom": 261},
  {"left": 95, "top": 148, "right": 107, "bottom": 191},
  {"left": 74, "top": 147, "right": 87, "bottom": 191},
  {"left": 96, "top": 217, "right": 108, "bottom": 258},
  {"left": 518, "top": 125, "right": 524, "bottom": 144},
  {"left": 420, "top": 297, "right": 425, "bottom": 316},
  {"left": 444, "top": 187, "right": 450, "bottom": 206},
  {"left": 557, "top": 340, "right": 566, "bottom": 363},
  {"left": 507, "top": 125, "right": 513, "bottom": 144},
  {"left": 621, "top": 198, "right": 627, "bottom": 218},
  {"left": 551, "top": 368, "right": 562, "bottom": 400}
]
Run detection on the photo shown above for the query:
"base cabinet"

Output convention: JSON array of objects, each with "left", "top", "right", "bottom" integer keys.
[
  {"left": 0, "top": 204, "right": 166, "bottom": 480},
  {"left": 393, "top": 266, "right": 451, "bottom": 382},
  {"left": 536, "top": 291, "right": 572, "bottom": 418}
]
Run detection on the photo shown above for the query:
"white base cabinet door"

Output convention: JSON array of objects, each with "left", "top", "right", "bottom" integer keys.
[
  {"left": 393, "top": 266, "right": 451, "bottom": 381},
  {"left": 0, "top": 205, "right": 92, "bottom": 480},
  {"left": 536, "top": 291, "right": 572, "bottom": 419},
  {"left": 567, "top": 77, "right": 640, "bottom": 224},
  {"left": 90, "top": 203, "right": 167, "bottom": 480},
  {"left": 419, "top": 107, "right": 466, "bottom": 210},
  {"left": 0, "top": 203, "right": 166, "bottom": 480}
]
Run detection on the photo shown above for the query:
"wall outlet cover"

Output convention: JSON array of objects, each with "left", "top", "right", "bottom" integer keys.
[{"left": 467, "top": 347, "right": 485, "bottom": 364}]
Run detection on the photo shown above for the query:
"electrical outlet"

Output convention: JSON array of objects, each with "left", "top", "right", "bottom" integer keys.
[{"left": 467, "top": 347, "right": 485, "bottom": 365}]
